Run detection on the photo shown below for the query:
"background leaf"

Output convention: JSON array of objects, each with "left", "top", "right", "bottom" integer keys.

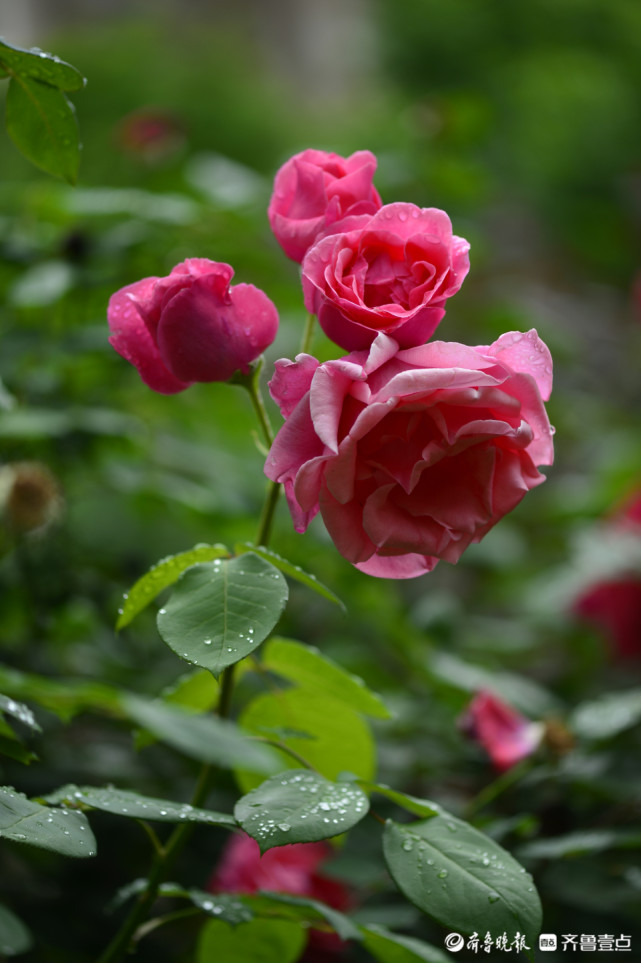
[
  {"left": 236, "top": 687, "right": 376, "bottom": 792},
  {"left": 116, "top": 544, "right": 231, "bottom": 630},
  {"left": 5, "top": 76, "right": 80, "bottom": 183},
  {"left": 570, "top": 688, "right": 641, "bottom": 741},
  {"left": 383, "top": 813, "right": 542, "bottom": 949},
  {"left": 361, "top": 924, "right": 450, "bottom": 963},
  {"left": 235, "top": 769, "right": 369, "bottom": 852},
  {"left": 197, "top": 917, "right": 306, "bottom": 963},
  {"left": 0, "top": 788, "right": 96, "bottom": 858},
  {"left": 0, "top": 902, "right": 33, "bottom": 957},
  {"left": 156, "top": 554, "right": 288, "bottom": 676},
  {"left": 261, "top": 638, "right": 390, "bottom": 719},
  {"left": 123, "top": 694, "right": 281, "bottom": 775}
]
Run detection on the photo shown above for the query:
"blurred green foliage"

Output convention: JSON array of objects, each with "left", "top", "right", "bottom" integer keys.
[{"left": 1, "top": 4, "right": 641, "bottom": 960}]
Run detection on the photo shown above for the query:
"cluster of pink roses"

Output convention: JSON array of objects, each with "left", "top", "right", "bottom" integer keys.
[
  {"left": 264, "top": 149, "right": 554, "bottom": 578},
  {"left": 107, "top": 147, "right": 554, "bottom": 579}
]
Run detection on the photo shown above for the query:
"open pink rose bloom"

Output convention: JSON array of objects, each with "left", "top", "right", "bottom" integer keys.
[
  {"left": 265, "top": 329, "right": 554, "bottom": 579},
  {"left": 460, "top": 690, "right": 544, "bottom": 771},
  {"left": 268, "top": 148, "right": 382, "bottom": 263},
  {"left": 108, "top": 258, "right": 278, "bottom": 393},
  {"left": 302, "top": 203, "right": 470, "bottom": 351}
]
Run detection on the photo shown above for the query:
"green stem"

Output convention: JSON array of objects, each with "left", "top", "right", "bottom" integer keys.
[
  {"left": 300, "top": 311, "right": 316, "bottom": 355},
  {"left": 231, "top": 358, "right": 274, "bottom": 449},
  {"left": 97, "top": 668, "right": 235, "bottom": 963},
  {"left": 251, "top": 736, "right": 318, "bottom": 772},
  {"left": 254, "top": 480, "right": 281, "bottom": 548},
  {"left": 464, "top": 758, "right": 533, "bottom": 818}
]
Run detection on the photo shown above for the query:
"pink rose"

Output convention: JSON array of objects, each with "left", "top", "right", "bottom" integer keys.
[
  {"left": 107, "top": 258, "right": 279, "bottom": 394},
  {"left": 459, "top": 690, "right": 544, "bottom": 771},
  {"left": 302, "top": 203, "right": 470, "bottom": 351},
  {"left": 265, "top": 329, "right": 553, "bottom": 580},
  {"left": 268, "top": 148, "right": 382, "bottom": 264}
]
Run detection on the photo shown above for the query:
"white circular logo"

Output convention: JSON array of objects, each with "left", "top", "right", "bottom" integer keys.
[{"left": 445, "top": 933, "right": 465, "bottom": 952}]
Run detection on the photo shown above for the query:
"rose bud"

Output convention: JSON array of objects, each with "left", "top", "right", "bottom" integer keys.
[
  {"left": 268, "top": 148, "right": 382, "bottom": 264},
  {"left": 108, "top": 258, "right": 279, "bottom": 394}
]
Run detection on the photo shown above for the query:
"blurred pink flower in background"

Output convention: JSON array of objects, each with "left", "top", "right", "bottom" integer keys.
[
  {"left": 460, "top": 690, "right": 544, "bottom": 771},
  {"left": 268, "top": 148, "right": 382, "bottom": 263},
  {"left": 116, "top": 107, "right": 185, "bottom": 163},
  {"left": 208, "top": 832, "right": 351, "bottom": 959},
  {"left": 572, "top": 485, "right": 641, "bottom": 660},
  {"left": 108, "top": 258, "right": 278, "bottom": 393}
]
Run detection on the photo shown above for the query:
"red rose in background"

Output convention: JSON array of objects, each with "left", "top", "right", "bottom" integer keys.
[
  {"left": 302, "top": 203, "right": 470, "bottom": 351},
  {"left": 572, "top": 485, "right": 641, "bottom": 659},
  {"left": 268, "top": 148, "right": 382, "bottom": 263},
  {"left": 265, "top": 329, "right": 553, "bottom": 579},
  {"left": 108, "top": 258, "right": 278, "bottom": 394},
  {"left": 460, "top": 690, "right": 544, "bottom": 771},
  {"left": 208, "top": 833, "right": 351, "bottom": 959}
]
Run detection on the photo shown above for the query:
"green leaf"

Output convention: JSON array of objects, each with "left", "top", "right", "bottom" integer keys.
[
  {"left": 383, "top": 812, "right": 541, "bottom": 950},
  {"left": 123, "top": 694, "right": 280, "bottom": 775},
  {"left": 197, "top": 917, "right": 306, "bottom": 963},
  {"left": 0, "top": 734, "right": 37, "bottom": 766},
  {"left": 0, "top": 695, "right": 41, "bottom": 734},
  {"left": 116, "top": 544, "right": 231, "bottom": 630},
  {"left": 362, "top": 924, "right": 450, "bottom": 963},
  {"left": 236, "top": 687, "right": 376, "bottom": 793},
  {"left": 361, "top": 784, "right": 439, "bottom": 819},
  {"left": 0, "top": 787, "right": 96, "bottom": 858},
  {"left": 5, "top": 76, "right": 80, "bottom": 184},
  {"left": 235, "top": 769, "right": 369, "bottom": 852},
  {"left": 157, "top": 554, "right": 288, "bottom": 676},
  {"left": 247, "top": 892, "right": 360, "bottom": 942},
  {"left": 0, "top": 39, "right": 85, "bottom": 90},
  {"left": 148, "top": 884, "right": 253, "bottom": 924},
  {"left": 0, "top": 665, "right": 122, "bottom": 723},
  {"left": 261, "top": 638, "right": 390, "bottom": 719},
  {"left": 516, "top": 828, "right": 641, "bottom": 860},
  {"left": 0, "top": 902, "right": 33, "bottom": 957},
  {"left": 570, "top": 688, "right": 641, "bottom": 741},
  {"left": 428, "top": 652, "right": 558, "bottom": 717},
  {"left": 134, "top": 669, "right": 219, "bottom": 750},
  {"left": 42, "top": 785, "right": 236, "bottom": 827},
  {"left": 235, "top": 543, "right": 346, "bottom": 611}
]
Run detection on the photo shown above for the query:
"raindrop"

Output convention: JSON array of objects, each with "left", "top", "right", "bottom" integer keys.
[
  {"left": 402, "top": 838, "right": 414, "bottom": 852},
  {"left": 488, "top": 893, "right": 500, "bottom": 904},
  {"left": 438, "top": 869, "right": 448, "bottom": 879}
]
